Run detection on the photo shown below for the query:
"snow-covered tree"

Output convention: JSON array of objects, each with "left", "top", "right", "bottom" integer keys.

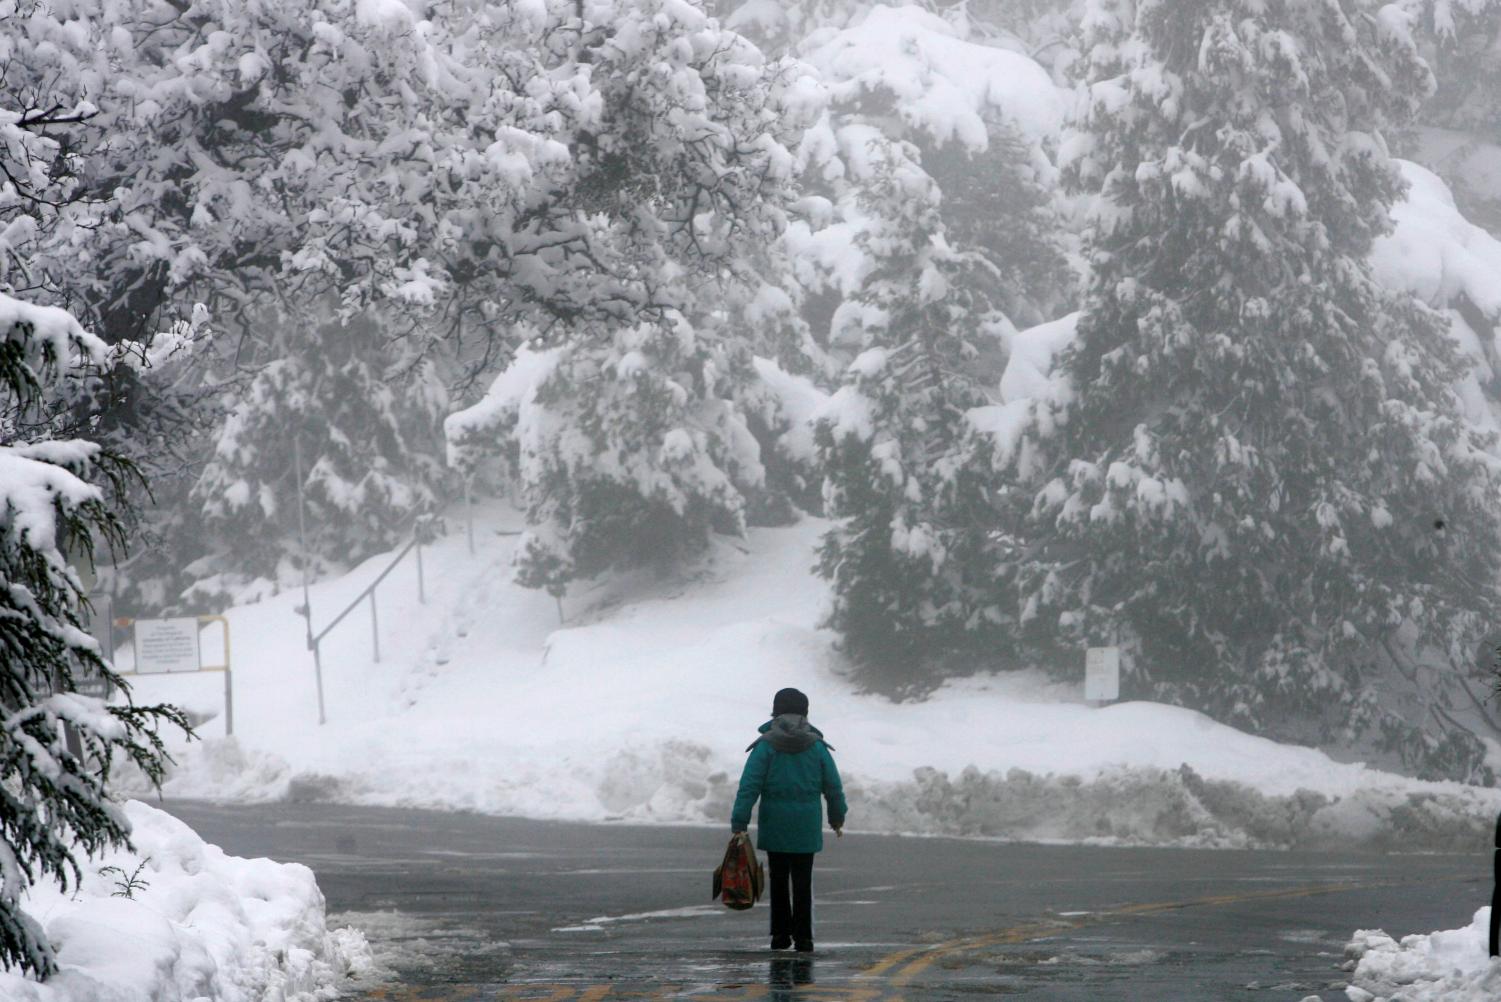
[
  {"left": 1, "top": 0, "right": 540, "bottom": 342},
  {"left": 812, "top": 138, "right": 1005, "bottom": 671},
  {"left": 0, "top": 1, "right": 588, "bottom": 598},
  {"left": 977, "top": 0, "right": 1501, "bottom": 777},
  {"left": 446, "top": 0, "right": 813, "bottom": 593},
  {"left": 188, "top": 310, "right": 448, "bottom": 603},
  {"left": 802, "top": 8, "right": 1069, "bottom": 673},
  {"left": 0, "top": 294, "right": 187, "bottom": 978}
]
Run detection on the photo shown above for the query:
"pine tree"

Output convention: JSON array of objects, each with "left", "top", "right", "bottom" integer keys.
[
  {"left": 814, "top": 140, "right": 1005, "bottom": 674},
  {"left": 0, "top": 295, "right": 188, "bottom": 978},
  {"left": 804, "top": 7, "right": 1069, "bottom": 677},
  {"left": 983, "top": 0, "right": 1501, "bottom": 777}
]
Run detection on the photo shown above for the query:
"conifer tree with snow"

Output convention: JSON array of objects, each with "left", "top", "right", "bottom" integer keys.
[
  {"left": 804, "top": 7, "right": 1070, "bottom": 675},
  {"left": 814, "top": 141, "right": 1007, "bottom": 673},
  {"left": 0, "top": 296, "right": 188, "bottom": 978},
  {"left": 1, "top": 54, "right": 188, "bottom": 979},
  {"left": 981, "top": 0, "right": 1501, "bottom": 777}
]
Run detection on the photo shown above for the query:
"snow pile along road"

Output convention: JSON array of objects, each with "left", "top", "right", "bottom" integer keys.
[
  {"left": 1343, "top": 908, "right": 1501, "bottom": 1001},
  {"left": 0, "top": 801, "right": 370, "bottom": 1002}
]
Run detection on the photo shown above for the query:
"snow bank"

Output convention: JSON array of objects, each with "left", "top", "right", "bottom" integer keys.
[
  {"left": 0, "top": 801, "right": 370, "bottom": 1002},
  {"left": 1344, "top": 908, "right": 1501, "bottom": 1002},
  {"left": 120, "top": 501, "right": 1501, "bottom": 851}
]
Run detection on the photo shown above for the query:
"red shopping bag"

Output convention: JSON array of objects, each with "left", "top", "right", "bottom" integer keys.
[{"left": 712, "top": 832, "right": 764, "bottom": 910}]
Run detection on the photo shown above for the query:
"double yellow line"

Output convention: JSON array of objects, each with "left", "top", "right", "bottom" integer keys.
[{"left": 862, "top": 879, "right": 1401, "bottom": 988}]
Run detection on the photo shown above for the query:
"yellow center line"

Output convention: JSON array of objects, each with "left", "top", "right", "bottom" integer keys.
[
  {"left": 855, "top": 946, "right": 931, "bottom": 980},
  {"left": 874, "top": 877, "right": 1416, "bottom": 988}
]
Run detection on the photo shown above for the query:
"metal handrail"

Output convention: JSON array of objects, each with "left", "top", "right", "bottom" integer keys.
[
  {"left": 299, "top": 519, "right": 434, "bottom": 725},
  {"left": 310, "top": 535, "right": 424, "bottom": 650}
]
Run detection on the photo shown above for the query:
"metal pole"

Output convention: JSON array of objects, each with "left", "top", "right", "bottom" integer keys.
[
  {"left": 416, "top": 539, "right": 426, "bottom": 605},
  {"left": 294, "top": 437, "right": 327, "bottom": 725},
  {"left": 465, "top": 477, "right": 475, "bottom": 555},
  {"left": 370, "top": 591, "right": 381, "bottom": 663}
]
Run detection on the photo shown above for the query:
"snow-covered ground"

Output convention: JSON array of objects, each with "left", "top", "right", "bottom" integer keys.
[
  {"left": 116, "top": 499, "right": 1501, "bottom": 851},
  {"left": 1343, "top": 908, "right": 1501, "bottom": 1001},
  {"left": 2, "top": 801, "right": 369, "bottom": 1002}
]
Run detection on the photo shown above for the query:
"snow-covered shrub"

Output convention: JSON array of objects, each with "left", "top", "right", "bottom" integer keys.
[{"left": 449, "top": 325, "right": 769, "bottom": 595}]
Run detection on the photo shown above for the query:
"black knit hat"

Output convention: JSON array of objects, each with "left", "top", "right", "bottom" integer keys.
[{"left": 772, "top": 687, "right": 809, "bottom": 717}]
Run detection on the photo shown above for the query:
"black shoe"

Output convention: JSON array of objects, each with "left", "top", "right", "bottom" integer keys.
[
  {"left": 794, "top": 940, "right": 813, "bottom": 953},
  {"left": 771, "top": 935, "right": 792, "bottom": 950}
]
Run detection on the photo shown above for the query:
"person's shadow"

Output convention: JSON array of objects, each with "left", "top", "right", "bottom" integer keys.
[{"left": 769, "top": 955, "right": 814, "bottom": 1000}]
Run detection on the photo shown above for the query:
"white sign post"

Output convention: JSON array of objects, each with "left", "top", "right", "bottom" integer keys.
[
  {"left": 133, "top": 617, "right": 202, "bottom": 675},
  {"left": 1085, "top": 646, "right": 1121, "bottom": 703}
]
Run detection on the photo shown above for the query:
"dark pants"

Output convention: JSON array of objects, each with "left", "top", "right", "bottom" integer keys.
[{"left": 768, "top": 851, "right": 815, "bottom": 944}]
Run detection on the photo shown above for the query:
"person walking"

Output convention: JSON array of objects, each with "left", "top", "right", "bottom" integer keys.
[{"left": 731, "top": 687, "right": 847, "bottom": 953}]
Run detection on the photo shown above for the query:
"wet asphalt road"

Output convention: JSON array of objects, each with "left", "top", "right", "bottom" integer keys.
[{"left": 159, "top": 800, "right": 1485, "bottom": 1001}]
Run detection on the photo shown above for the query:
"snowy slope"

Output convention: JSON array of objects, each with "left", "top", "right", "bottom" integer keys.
[
  {"left": 120, "top": 500, "right": 1500, "bottom": 850},
  {"left": 2, "top": 801, "right": 369, "bottom": 1002}
]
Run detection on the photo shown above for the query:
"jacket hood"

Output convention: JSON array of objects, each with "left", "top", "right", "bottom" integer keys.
[{"left": 750, "top": 714, "right": 828, "bottom": 754}]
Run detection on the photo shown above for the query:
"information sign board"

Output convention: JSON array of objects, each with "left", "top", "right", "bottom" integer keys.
[
  {"left": 1085, "top": 646, "right": 1120, "bottom": 702},
  {"left": 134, "top": 617, "right": 202, "bottom": 674}
]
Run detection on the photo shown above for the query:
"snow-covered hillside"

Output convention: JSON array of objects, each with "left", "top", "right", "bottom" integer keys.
[{"left": 122, "top": 501, "right": 1499, "bottom": 850}]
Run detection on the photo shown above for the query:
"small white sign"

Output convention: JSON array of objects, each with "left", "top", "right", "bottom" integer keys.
[
  {"left": 134, "top": 617, "right": 201, "bottom": 675},
  {"left": 1085, "top": 646, "right": 1120, "bottom": 702}
]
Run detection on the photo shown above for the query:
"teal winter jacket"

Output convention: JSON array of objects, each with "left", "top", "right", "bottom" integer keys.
[{"left": 731, "top": 715, "right": 847, "bottom": 854}]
